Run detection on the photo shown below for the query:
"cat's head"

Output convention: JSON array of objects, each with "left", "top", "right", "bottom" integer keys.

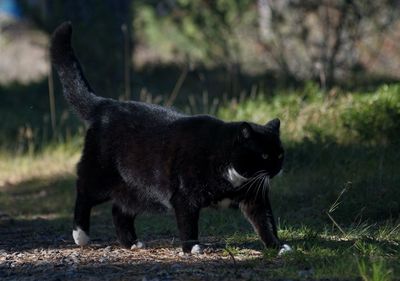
[{"left": 230, "top": 118, "right": 284, "bottom": 179}]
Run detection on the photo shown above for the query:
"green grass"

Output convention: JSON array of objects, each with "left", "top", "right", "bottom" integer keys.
[
  {"left": 218, "top": 83, "right": 400, "bottom": 279},
  {"left": 1, "top": 142, "right": 398, "bottom": 280},
  {"left": 358, "top": 258, "right": 394, "bottom": 281},
  {"left": 1, "top": 83, "right": 399, "bottom": 280},
  {"left": 0, "top": 138, "right": 81, "bottom": 188},
  {"left": 218, "top": 83, "right": 400, "bottom": 145}
]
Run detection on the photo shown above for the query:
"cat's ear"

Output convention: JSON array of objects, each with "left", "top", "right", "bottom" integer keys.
[
  {"left": 265, "top": 118, "right": 280, "bottom": 135},
  {"left": 238, "top": 122, "right": 253, "bottom": 141}
]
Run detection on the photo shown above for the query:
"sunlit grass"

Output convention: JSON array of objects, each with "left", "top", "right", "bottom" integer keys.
[
  {"left": 0, "top": 83, "right": 399, "bottom": 279},
  {"left": 0, "top": 139, "right": 81, "bottom": 188},
  {"left": 218, "top": 83, "right": 400, "bottom": 145}
]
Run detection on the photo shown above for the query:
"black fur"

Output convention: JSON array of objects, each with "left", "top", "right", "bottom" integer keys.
[{"left": 51, "top": 22, "right": 285, "bottom": 253}]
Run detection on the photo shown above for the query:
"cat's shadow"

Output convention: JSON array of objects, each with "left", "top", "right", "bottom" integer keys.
[{"left": 0, "top": 211, "right": 260, "bottom": 253}]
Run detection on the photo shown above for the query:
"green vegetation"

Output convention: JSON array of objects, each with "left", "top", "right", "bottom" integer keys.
[
  {"left": 1, "top": 1, "right": 399, "bottom": 279},
  {"left": 1, "top": 84, "right": 399, "bottom": 280},
  {"left": 219, "top": 83, "right": 400, "bottom": 145},
  {"left": 0, "top": 174, "right": 399, "bottom": 279},
  {"left": 358, "top": 258, "right": 394, "bottom": 281},
  {"left": 134, "top": 0, "right": 253, "bottom": 65}
]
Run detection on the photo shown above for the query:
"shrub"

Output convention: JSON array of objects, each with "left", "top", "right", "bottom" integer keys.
[
  {"left": 341, "top": 85, "right": 400, "bottom": 144},
  {"left": 218, "top": 83, "right": 400, "bottom": 145}
]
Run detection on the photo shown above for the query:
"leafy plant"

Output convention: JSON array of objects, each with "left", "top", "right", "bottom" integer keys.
[
  {"left": 218, "top": 83, "right": 400, "bottom": 145},
  {"left": 341, "top": 85, "right": 400, "bottom": 144}
]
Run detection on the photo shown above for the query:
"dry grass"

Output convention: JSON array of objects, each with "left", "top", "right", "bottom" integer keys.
[{"left": 0, "top": 146, "right": 79, "bottom": 188}]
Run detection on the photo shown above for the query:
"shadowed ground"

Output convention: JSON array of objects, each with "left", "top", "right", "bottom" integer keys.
[
  {"left": 0, "top": 140, "right": 399, "bottom": 280},
  {"left": 0, "top": 177, "right": 277, "bottom": 281}
]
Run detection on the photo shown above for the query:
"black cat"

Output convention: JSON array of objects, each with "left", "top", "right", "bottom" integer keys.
[{"left": 50, "top": 22, "right": 287, "bottom": 254}]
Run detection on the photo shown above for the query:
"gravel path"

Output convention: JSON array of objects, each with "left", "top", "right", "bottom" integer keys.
[{"left": 0, "top": 216, "right": 274, "bottom": 281}]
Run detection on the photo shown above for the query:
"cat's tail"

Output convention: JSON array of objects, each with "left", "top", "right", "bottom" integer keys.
[{"left": 50, "top": 22, "right": 102, "bottom": 121}]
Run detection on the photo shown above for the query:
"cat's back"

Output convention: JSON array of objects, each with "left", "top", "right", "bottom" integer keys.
[{"left": 93, "top": 99, "right": 184, "bottom": 129}]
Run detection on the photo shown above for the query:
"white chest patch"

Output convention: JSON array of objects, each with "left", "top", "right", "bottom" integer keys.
[{"left": 226, "top": 166, "right": 248, "bottom": 187}]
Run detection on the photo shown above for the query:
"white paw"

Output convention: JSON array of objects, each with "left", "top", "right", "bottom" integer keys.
[
  {"left": 191, "top": 244, "right": 203, "bottom": 255},
  {"left": 131, "top": 241, "right": 145, "bottom": 250},
  {"left": 278, "top": 244, "right": 293, "bottom": 256},
  {"left": 72, "top": 227, "right": 90, "bottom": 246}
]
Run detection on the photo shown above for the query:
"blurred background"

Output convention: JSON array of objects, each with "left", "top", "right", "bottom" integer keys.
[
  {"left": 0, "top": 0, "right": 399, "bottom": 152},
  {"left": 0, "top": 1, "right": 400, "bottom": 278},
  {"left": 0, "top": 0, "right": 399, "bottom": 239}
]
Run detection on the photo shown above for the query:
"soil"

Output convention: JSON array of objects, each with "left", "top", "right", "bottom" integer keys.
[{"left": 0, "top": 215, "right": 277, "bottom": 281}]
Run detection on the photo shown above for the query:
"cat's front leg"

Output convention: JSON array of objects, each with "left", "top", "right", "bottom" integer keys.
[
  {"left": 173, "top": 201, "right": 201, "bottom": 253},
  {"left": 240, "top": 199, "right": 281, "bottom": 249}
]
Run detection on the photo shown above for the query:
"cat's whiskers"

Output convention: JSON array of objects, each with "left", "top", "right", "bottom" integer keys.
[
  {"left": 243, "top": 175, "right": 264, "bottom": 198},
  {"left": 260, "top": 173, "right": 269, "bottom": 200},
  {"left": 255, "top": 173, "right": 267, "bottom": 199},
  {"left": 258, "top": 174, "right": 267, "bottom": 200},
  {"left": 251, "top": 175, "right": 265, "bottom": 199},
  {"left": 235, "top": 172, "right": 263, "bottom": 191},
  {"left": 236, "top": 170, "right": 267, "bottom": 199},
  {"left": 255, "top": 177, "right": 262, "bottom": 199},
  {"left": 262, "top": 176, "right": 267, "bottom": 201},
  {"left": 238, "top": 173, "right": 265, "bottom": 198},
  {"left": 239, "top": 171, "right": 265, "bottom": 189},
  {"left": 262, "top": 174, "right": 270, "bottom": 202}
]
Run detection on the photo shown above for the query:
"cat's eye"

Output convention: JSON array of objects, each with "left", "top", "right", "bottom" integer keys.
[{"left": 261, "top": 154, "right": 269, "bottom": 160}]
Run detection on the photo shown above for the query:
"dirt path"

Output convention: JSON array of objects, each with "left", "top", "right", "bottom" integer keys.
[{"left": 0, "top": 216, "right": 276, "bottom": 281}]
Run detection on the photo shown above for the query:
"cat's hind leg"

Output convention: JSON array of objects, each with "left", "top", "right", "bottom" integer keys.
[
  {"left": 73, "top": 177, "right": 110, "bottom": 246},
  {"left": 112, "top": 204, "right": 144, "bottom": 249}
]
